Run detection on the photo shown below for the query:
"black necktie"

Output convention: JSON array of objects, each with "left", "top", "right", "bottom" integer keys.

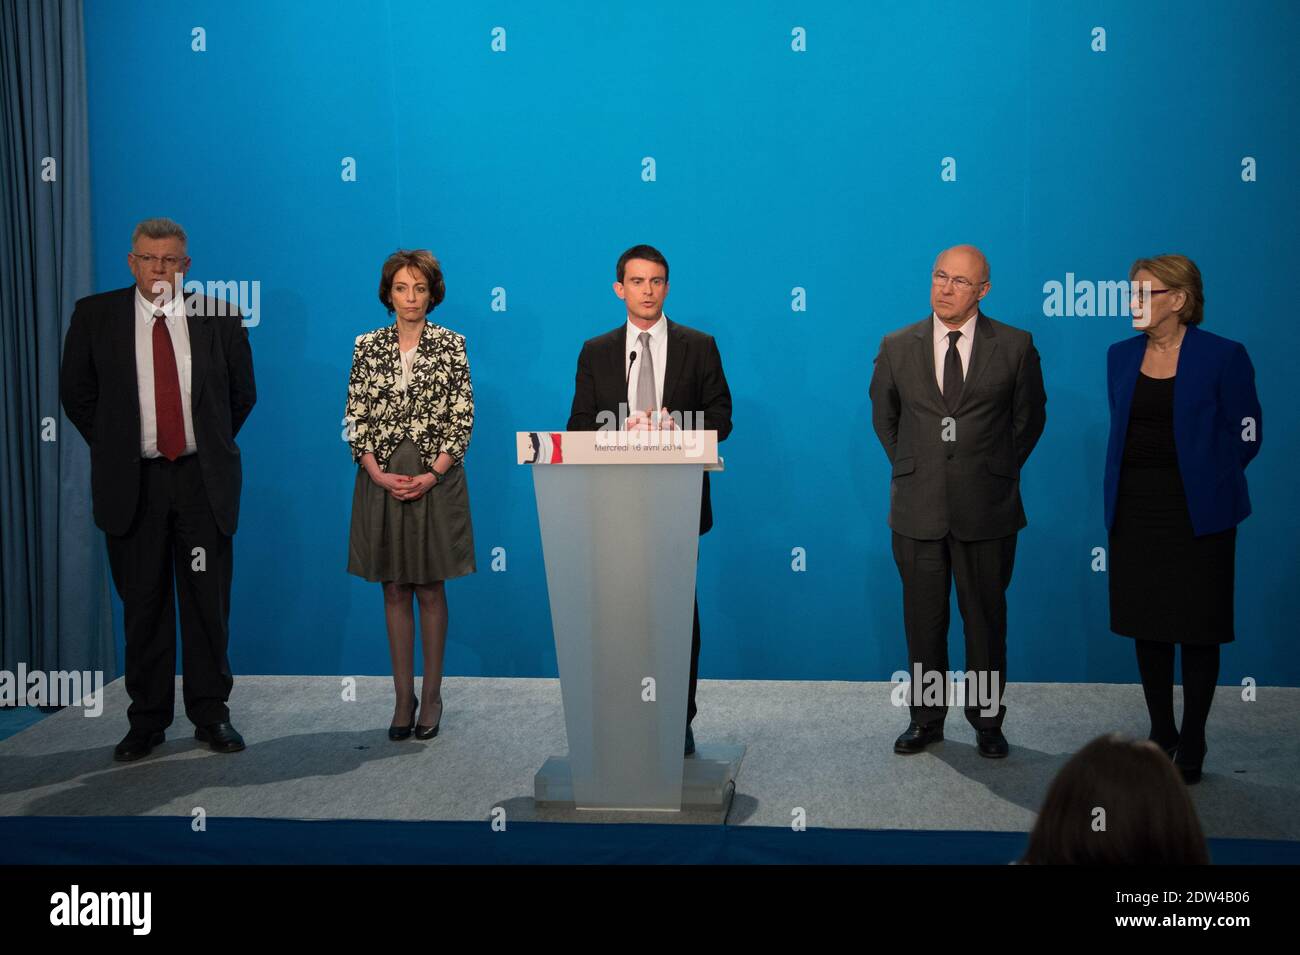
[{"left": 943, "top": 330, "right": 964, "bottom": 413}]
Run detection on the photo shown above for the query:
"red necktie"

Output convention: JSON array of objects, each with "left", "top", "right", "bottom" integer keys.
[{"left": 152, "top": 311, "right": 185, "bottom": 460}]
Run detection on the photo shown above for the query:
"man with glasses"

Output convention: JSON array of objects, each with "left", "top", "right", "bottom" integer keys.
[
  {"left": 868, "top": 245, "right": 1046, "bottom": 758},
  {"left": 60, "top": 218, "right": 256, "bottom": 761}
]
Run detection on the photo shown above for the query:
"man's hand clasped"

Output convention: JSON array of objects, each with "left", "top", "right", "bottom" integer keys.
[{"left": 625, "top": 407, "right": 678, "bottom": 432}]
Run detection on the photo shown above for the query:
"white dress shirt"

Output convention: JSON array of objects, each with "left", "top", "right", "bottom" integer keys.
[
  {"left": 134, "top": 289, "right": 197, "bottom": 457},
  {"left": 624, "top": 314, "right": 669, "bottom": 415},
  {"left": 932, "top": 311, "right": 978, "bottom": 397},
  {"left": 398, "top": 344, "right": 418, "bottom": 392}
]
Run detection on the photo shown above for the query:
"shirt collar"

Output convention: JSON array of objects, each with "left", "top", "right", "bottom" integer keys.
[
  {"left": 932, "top": 310, "right": 978, "bottom": 342},
  {"left": 136, "top": 287, "right": 185, "bottom": 322},
  {"left": 627, "top": 313, "right": 668, "bottom": 341}
]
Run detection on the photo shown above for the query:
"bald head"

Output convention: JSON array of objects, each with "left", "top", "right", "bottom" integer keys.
[
  {"left": 934, "top": 245, "right": 990, "bottom": 283},
  {"left": 931, "top": 244, "right": 991, "bottom": 326}
]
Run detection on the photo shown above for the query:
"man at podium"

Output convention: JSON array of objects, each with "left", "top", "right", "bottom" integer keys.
[{"left": 567, "top": 244, "right": 733, "bottom": 755}]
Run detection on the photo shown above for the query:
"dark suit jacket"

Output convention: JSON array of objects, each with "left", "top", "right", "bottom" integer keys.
[
  {"left": 1104, "top": 324, "right": 1261, "bottom": 536},
  {"left": 567, "top": 318, "right": 732, "bottom": 535},
  {"left": 60, "top": 286, "right": 257, "bottom": 537},
  {"left": 869, "top": 311, "right": 1046, "bottom": 541}
]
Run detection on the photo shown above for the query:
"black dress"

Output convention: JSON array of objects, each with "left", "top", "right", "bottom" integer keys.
[{"left": 1108, "top": 373, "right": 1235, "bottom": 644}]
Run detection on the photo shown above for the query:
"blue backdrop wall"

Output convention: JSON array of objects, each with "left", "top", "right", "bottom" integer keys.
[{"left": 81, "top": 1, "right": 1298, "bottom": 685}]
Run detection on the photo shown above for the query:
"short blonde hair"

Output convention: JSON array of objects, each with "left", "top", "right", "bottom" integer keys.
[{"left": 1130, "top": 254, "right": 1204, "bottom": 326}]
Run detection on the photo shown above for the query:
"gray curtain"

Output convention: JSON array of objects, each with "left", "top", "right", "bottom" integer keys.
[{"left": 0, "top": 0, "right": 113, "bottom": 677}]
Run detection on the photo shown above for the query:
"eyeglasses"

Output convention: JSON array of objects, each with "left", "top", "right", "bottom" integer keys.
[
  {"left": 1130, "top": 287, "right": 1175, "bottom": 301},
  {"left": 932, "top": 270, "right": 984, "bottom": 291},
  {"left": 131, "top": 253, "right": 185, "bottom": 268}
]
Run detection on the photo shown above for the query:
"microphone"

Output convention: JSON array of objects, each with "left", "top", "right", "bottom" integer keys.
[{"left": 626, "top": 350, "right": 638, "bottom": 389}]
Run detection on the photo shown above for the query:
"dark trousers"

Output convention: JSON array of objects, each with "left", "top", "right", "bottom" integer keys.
[
  {"left": 891, "top": 530, "right": 1018, "bottom": 730},
  {"left": 687, "top": 595, "right": 701, "bottom": 726},
  {"left": 105, "top": 454, "right": 233, "bottom": 732}
]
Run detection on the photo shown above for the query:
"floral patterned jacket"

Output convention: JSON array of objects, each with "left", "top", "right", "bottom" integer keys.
[{"left": 345, "top": 321, "right": 474, "bottom": 473}]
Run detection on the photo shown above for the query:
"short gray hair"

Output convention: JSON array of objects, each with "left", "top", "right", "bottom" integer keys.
[{"left": 131, "top": 217, "right": 187, "bottom": 249}]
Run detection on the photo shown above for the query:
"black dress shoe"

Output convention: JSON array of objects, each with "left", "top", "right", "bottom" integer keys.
[
  {"left": 1174, "top": 741, "right": 1206, "bottom": 785},
  {"left": 389, "top": 701, "right": 417, "bottom": 741},
  {"left": 976, "top": 728, "right": 1009, "bottom": 758},
  {"left": 194, "top": 721, "right": 246, "bottom": 753},
  {"left": 414, "top": 700, "right": 442, "bottom": 740},
  {"left": 684, "top": 726, "right": 696, "bottom": 756},
  {"left": 894, "top": 721, "right": 943, "bottom": 754},
  {"left": 113, "top": 729, "right": 165, "bottom": 762}
]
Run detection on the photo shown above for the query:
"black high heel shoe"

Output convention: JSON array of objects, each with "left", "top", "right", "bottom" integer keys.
[
  {"left": 389, "top": 700, "right": 418, "bottom": 741},
  {"left": 414, "top": 700, "right": 442, "bottom": 740},
  {"left": 1174, "top": 741, "right": 1206, "bottom": 785},
  {"left": 1149, "top": 733, "right": 1179, "bottom": 760}
]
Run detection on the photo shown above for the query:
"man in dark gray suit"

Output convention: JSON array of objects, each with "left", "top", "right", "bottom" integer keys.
[{"left": 869, "top": 245, "right": 1046, "bottom": 757}]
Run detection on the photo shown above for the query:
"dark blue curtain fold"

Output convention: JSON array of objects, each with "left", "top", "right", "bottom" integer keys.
[{"left": 0, "top": 0, "right": 113, "bottom": 677}]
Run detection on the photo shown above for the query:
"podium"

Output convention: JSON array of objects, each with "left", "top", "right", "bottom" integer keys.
[{"left": 519, "top": 429, "right": 744, "bottom": 814}]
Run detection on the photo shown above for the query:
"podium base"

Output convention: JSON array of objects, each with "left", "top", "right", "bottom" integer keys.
[{"left": 534, "top": 744, "right": 745, "bottom": 819}]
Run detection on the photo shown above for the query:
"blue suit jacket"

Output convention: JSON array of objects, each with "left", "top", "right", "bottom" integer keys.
[{"left": 1105, "top": 324, "right": 1262, "bottom": 536}]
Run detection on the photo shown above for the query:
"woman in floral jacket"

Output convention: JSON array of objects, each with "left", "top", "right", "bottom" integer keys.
[{"left": 345, "top": 249, "right": 475, "bottom": 741}]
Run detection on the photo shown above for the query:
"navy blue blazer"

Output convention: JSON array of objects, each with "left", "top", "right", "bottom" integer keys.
[{"left": 1104, "top": 324, "right": 1262, "bottom": 536}]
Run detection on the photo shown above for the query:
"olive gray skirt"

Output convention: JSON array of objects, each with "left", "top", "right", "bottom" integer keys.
[{"left": 347, "top": 438, "right": 476, "bottom": 584}]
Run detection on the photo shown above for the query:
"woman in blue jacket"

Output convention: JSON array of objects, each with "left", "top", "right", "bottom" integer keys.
[{"left": 1104, "top": 254, "right": 1262, "bottom": 784}]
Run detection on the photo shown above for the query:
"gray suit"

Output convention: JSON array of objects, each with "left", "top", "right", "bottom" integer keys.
[{"left": 869, "top": 312, "right": 1046, "bottom": 729}]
